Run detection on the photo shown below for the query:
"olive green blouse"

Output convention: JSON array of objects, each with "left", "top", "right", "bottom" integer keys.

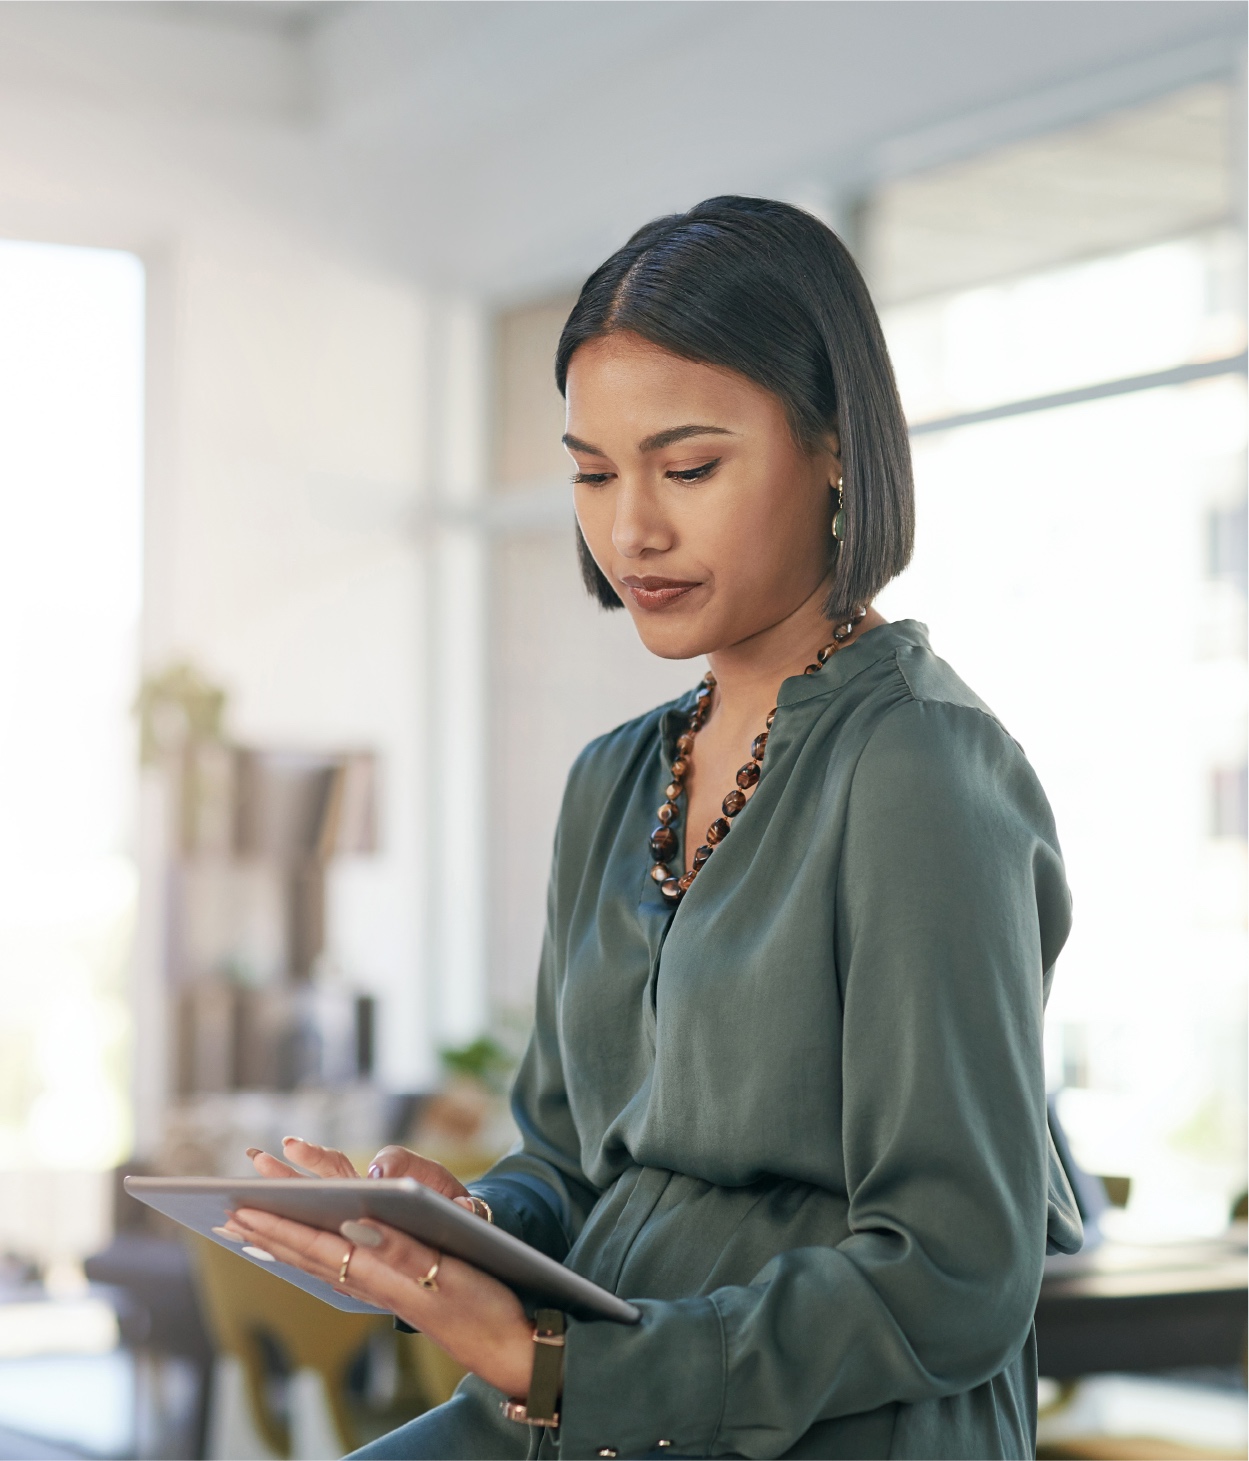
[{"left": 452, "top": 620, "right": 1081, "bottom": 1460}]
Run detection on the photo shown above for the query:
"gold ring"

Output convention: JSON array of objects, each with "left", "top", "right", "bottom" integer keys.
[
  {"left": 338, "top": 1244, "right": 354, "bottom": 1284},
  {"left": 417, "top": 1252, "right": 441, "bottom": 1291}
]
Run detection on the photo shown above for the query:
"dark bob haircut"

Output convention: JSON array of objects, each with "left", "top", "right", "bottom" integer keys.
[{"left": 556, "top": 195, "right": 914, "bottom": 621}]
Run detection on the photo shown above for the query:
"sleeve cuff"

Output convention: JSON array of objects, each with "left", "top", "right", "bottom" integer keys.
[
  {"left": 468, "top": 1172, "right": 571, "bottom": 1262},
  {"left": 557, "top": 1297, "right": 725, "bottom": 1460}
]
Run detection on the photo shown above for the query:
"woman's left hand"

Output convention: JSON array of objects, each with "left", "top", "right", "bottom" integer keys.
[{"left": 219, "top": 1206, "right": 534, "bottom": 1399}]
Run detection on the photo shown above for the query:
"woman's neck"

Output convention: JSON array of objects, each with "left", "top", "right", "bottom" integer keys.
[{"left": 704, "top": 583, "right": 885, "bottom": 735}]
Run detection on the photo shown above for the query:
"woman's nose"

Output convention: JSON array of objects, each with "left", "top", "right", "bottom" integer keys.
[{"left": 612, "top": 480, "right": 672, "bottom": 559}]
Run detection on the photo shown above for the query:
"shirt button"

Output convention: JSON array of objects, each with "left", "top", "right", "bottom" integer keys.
[{"left": 595, "top": 1450, "right": 617, "bottom": 1458}]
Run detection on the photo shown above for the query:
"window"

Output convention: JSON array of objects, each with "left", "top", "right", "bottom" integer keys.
[{"left": 871, "top": 89, "right": 1247, "bottom": 1235}]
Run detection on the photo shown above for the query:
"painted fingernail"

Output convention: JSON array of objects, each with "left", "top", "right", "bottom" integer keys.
[
  {"left": 340, "top": 1220, "right": 382, "bottom": 1247},
  {"left": 242, "top": 1246, "right": 276, "bottom": 1262},
  {"left": 367, "top": 1163, "right": 382, "bottom": 1179},
  {"left": 212, "top": 1226, "right": 243, "bottom": 1243},
  {"left": 245, "top": 1147, "right": 261, "bottom": 1159}
]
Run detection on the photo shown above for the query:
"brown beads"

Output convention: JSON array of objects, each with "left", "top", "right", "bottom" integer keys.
[
  {"left": 654, "top": 672, "right": 712, "bottom": 902},
  {"left": 651, "top": 619, "right": 863, "bottom": 905},
  {"left": 831, "top": 604, "right": 867, "bottom": 644}
]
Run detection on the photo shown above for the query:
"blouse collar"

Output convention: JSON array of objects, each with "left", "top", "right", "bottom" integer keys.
[
  {"left": 659, "top": 619, "right": 930, "bottom": 755},
  {"left": 776, "top": 618, "right": 931, "bottom": 709}
]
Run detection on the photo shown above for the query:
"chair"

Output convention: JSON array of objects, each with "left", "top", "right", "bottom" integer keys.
[
  {"left": 84, "top": 1233, "right": 217, "bottom": 1459},
  {"left": 188, "top": 1235, "right": 464, "bottom": 1457}
]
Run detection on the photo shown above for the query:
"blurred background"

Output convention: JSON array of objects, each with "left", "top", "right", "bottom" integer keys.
[{"left": 0, "top": 2, "right": 1244, "bottom": 1457}]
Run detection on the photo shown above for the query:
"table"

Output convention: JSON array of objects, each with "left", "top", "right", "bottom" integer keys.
[{"left": 1035, "top": 1227, "right": 1248, "bottom": 1379}]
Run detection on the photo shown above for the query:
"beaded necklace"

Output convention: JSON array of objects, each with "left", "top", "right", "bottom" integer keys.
[{"left": 649, "top": 605, "right": 867, "bottom": 903}]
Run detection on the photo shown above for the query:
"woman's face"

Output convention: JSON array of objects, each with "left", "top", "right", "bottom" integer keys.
[{"left": 564, "top": 331, "right": 839, "bottom": 661}]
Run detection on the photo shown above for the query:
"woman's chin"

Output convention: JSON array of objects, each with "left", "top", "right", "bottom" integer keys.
[{"left": 628, "top": 615, "right": 717, "bottom": 664}]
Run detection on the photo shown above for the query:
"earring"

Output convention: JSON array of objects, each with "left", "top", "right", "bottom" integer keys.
[{"left": 832, "top": 476, "right": 846, "bottom": 542}]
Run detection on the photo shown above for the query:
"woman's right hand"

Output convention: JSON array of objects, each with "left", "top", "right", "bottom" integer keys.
[{"left": 249, "top": 1138, "right": 473, "bottom": 1208}]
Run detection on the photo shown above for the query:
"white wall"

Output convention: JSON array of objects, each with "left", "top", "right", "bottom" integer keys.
[
  {"left": 144, "top": 239, "right": 433, "bottom": 1093},
  {"left": 0, "top": 78, "right": 442, "bottom": 1115}
]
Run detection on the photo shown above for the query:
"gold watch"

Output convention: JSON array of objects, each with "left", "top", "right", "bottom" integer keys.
[{"left": 501, "top": 1309, "right": 565, "bottom": 1428}]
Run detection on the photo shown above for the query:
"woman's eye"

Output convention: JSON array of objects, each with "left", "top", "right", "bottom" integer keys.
[
  {"left": 572, "top": 471, "right": 613, "bottom": 486},
  {"left": 668, "top": 459, "right": 719, "bottom": 483}
]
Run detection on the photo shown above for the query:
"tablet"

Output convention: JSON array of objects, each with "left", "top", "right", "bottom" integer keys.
[{"left": 124, "top": 1176, "right": 640, "bottom": 1325}]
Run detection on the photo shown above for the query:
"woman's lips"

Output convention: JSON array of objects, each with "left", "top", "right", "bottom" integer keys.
[{"left": 620, "top": 576, "right": 701, "bottom": 611}]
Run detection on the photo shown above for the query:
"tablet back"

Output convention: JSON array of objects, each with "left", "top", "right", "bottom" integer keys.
[{"left": 124, "top": 1176, "right": 640, "bottom": 1323}]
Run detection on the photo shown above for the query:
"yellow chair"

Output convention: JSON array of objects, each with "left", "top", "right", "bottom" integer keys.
[{"left": 188, "top": 1234, "right": 465, "bottom": 1456}]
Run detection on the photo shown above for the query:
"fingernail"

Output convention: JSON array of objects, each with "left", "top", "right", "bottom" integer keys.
[
  {"left": 340, "top": 1220, "right": 382, "bottom": 1247},
  {"left": 212, "top": 1226, "right": 243, "bottom": 1243},
  {"left": 245, "top": 1147, "right": 261, "bottom": 1159},
  {"left": 368, "top": 1163, "right": 382, "bottom": 1179},
  {"left": 282, "top": 1136, "right": 303, "bottom": 1146},
  {"left": 242, "top": 1246, "right": 276, "bottom": 1262}
]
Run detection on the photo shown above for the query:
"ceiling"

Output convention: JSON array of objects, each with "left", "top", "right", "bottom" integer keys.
[
  {"left": 0, "top": 1, "right": 1243, "bottom": 299},
  {"left": 865, "top": 80, "right": 1237, "bottom": 304}
]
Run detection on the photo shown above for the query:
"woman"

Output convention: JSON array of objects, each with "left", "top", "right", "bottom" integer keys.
[{"left": 222, "top": 196, "right": 1082, "bottom": 1460}]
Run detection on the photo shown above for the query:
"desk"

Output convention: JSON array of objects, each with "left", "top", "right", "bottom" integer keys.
[{"left": 1036, "top": 1228, "right": 1248, "bottom": 1379}]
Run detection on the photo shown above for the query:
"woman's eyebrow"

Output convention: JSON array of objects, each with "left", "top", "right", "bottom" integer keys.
[
  {"left": 562, "top": 425, "right": 735, "bottom": 456},
  {"left": 638, "top": 424, "right": 734, "bottom": 452},
  {"left": 562, "top": 432, "right": 605, "bottom": 455}
]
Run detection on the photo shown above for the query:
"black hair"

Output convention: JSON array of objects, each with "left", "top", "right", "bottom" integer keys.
[{"left": 556, "top": 195, "right": 914, "bottom": 619}]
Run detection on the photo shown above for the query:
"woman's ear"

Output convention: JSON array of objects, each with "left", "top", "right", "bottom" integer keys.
[{"left": 816, "top": 427, "right": 842, "bottom": 488}]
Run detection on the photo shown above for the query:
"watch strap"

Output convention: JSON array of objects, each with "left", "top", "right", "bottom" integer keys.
[
  {"left": 527, "top": 1308, "right": 565, "bottom": 1425},
  {"left": 503, "top": 1308, "right": 564, "bottom": 1427}
]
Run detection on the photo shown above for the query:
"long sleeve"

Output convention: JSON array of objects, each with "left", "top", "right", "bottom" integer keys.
[{"left": 556, "top": 699, "right": 1072, "bottom": 1459}]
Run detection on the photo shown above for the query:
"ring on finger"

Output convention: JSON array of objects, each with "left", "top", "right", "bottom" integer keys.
[
  {"left": 417, "top": 1252, "right": 441, "bottom": 1291},
  {"left": 338, "top": 1243, "right": 355, "bottom": 1285}
]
